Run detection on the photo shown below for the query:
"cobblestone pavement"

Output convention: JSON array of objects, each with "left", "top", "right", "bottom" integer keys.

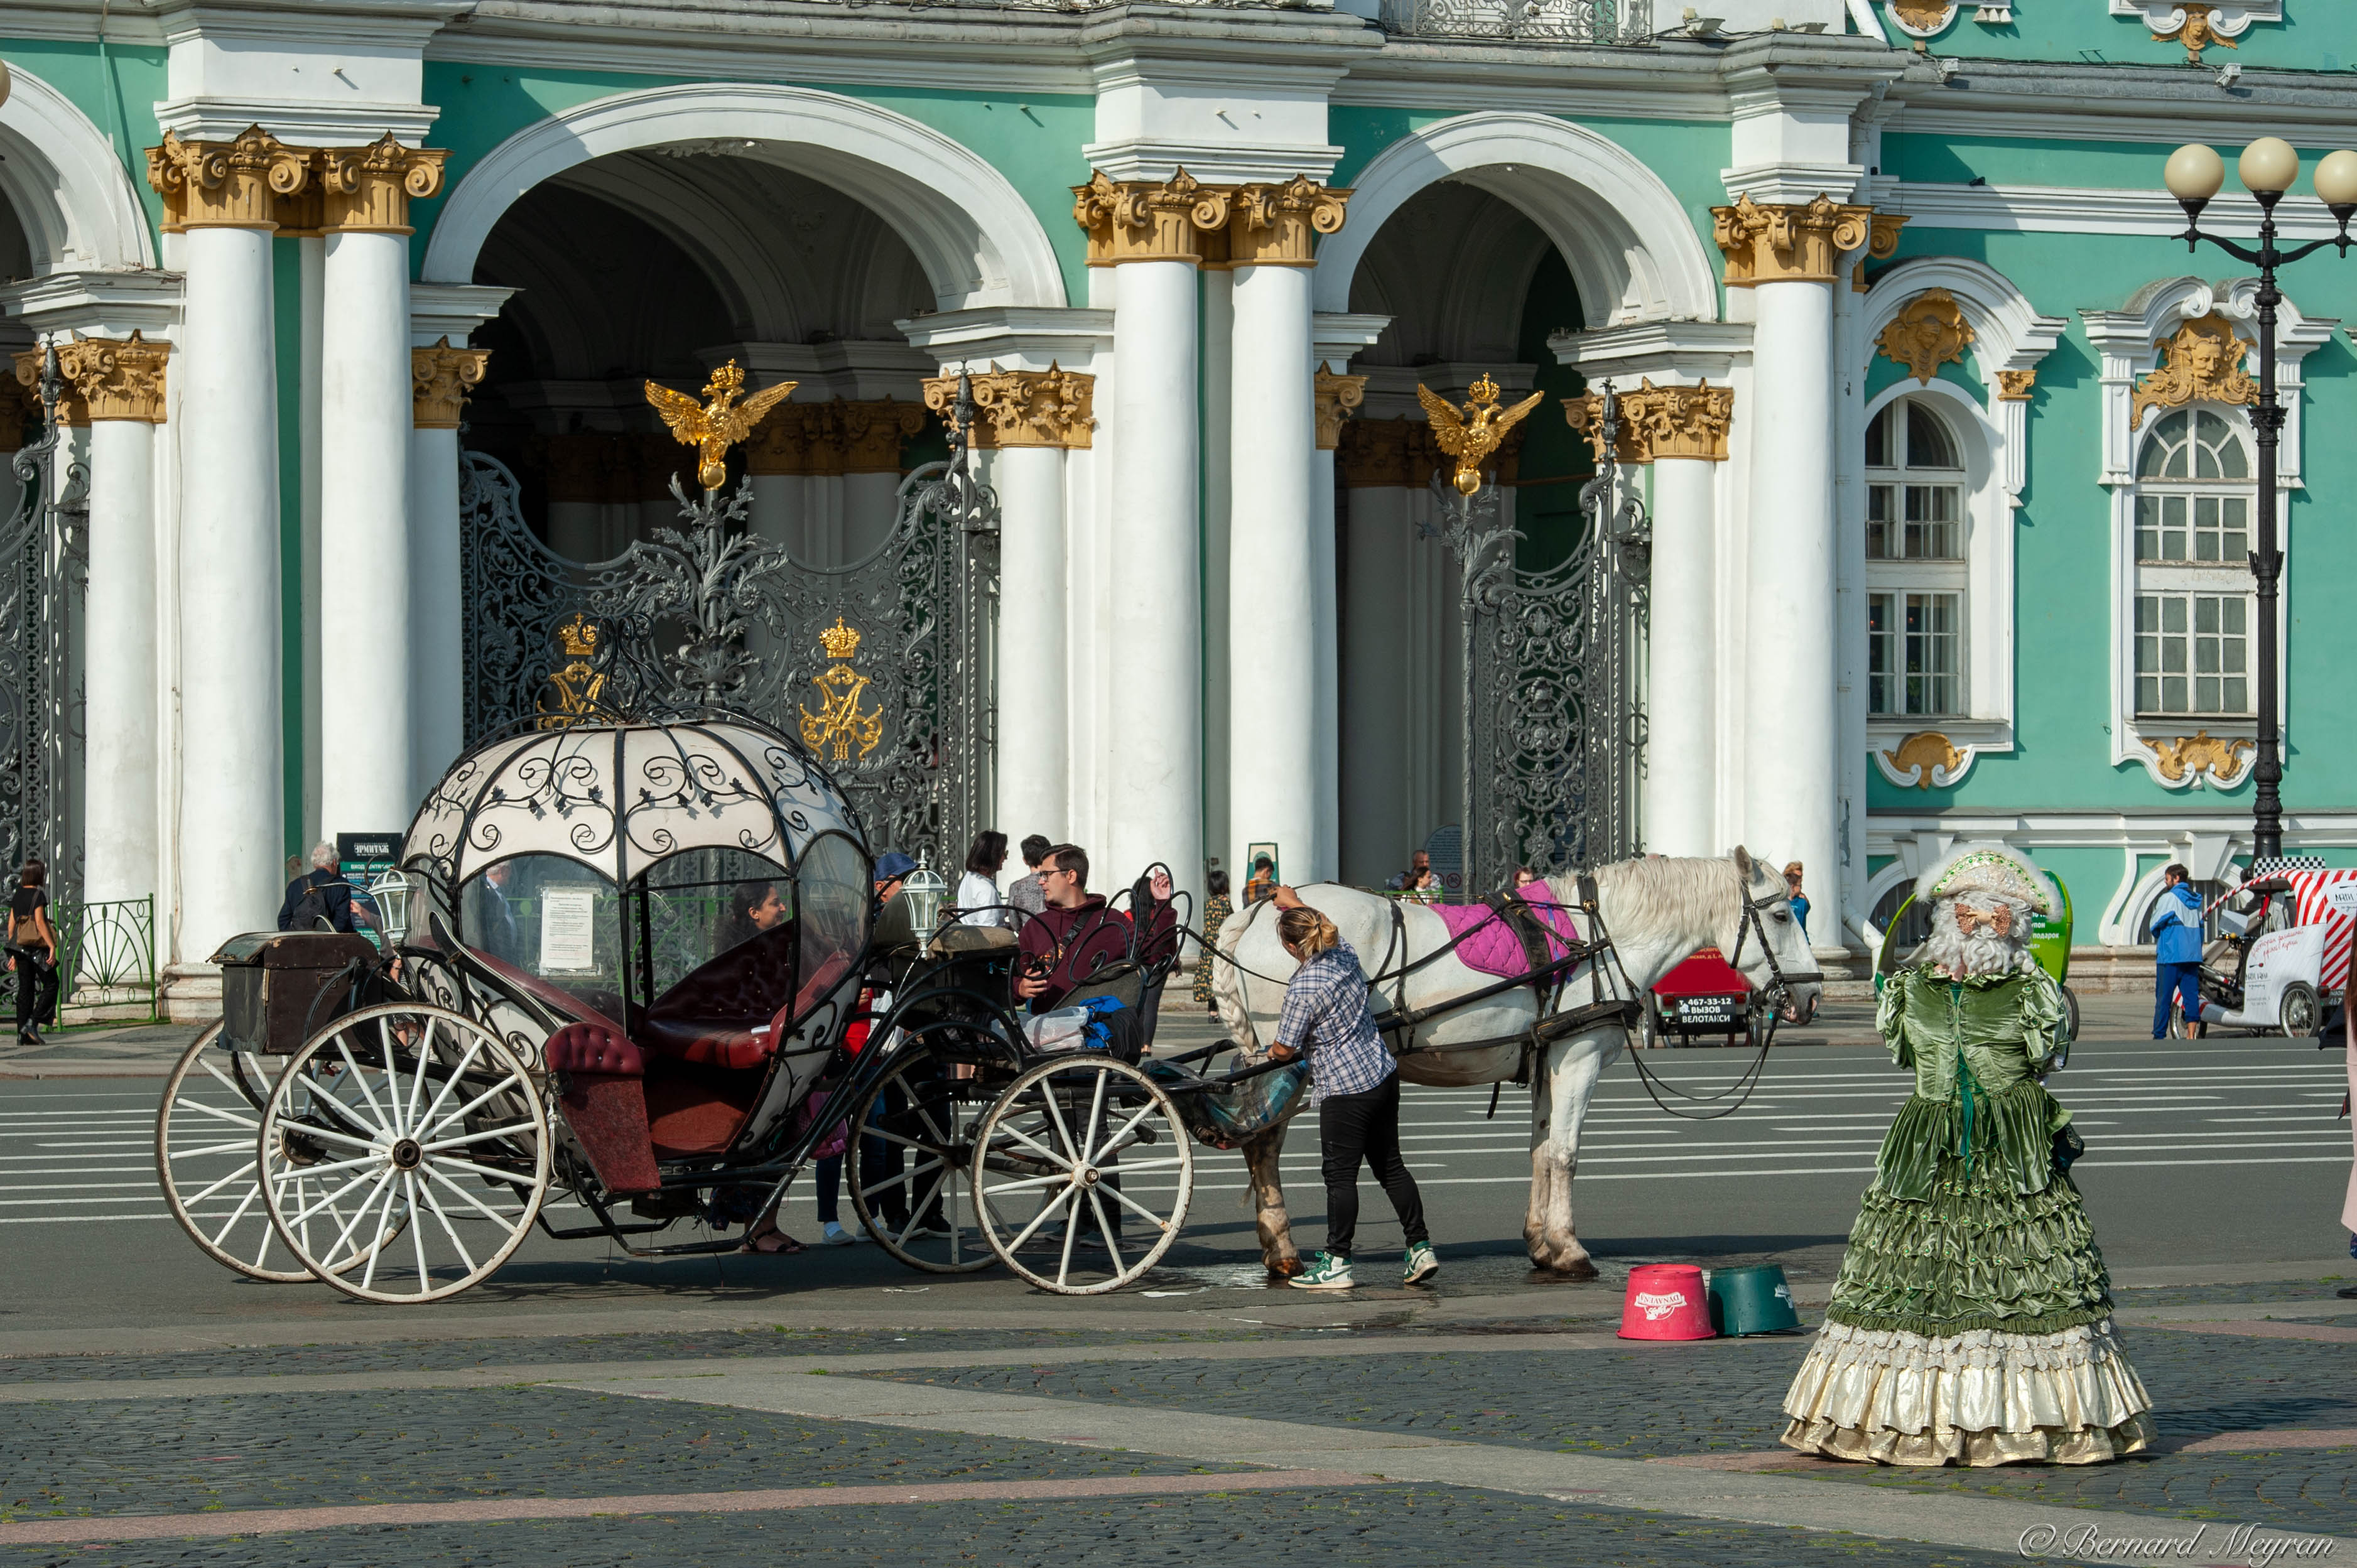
[
  {"left": 0, "top": 1388, "right": 1247, "bottom": 1522},
  {"left": 0, "top": 1491, "right": 2027, "bottom": 1568}
]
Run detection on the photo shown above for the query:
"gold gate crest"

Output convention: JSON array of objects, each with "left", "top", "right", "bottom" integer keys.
[{"left": 800, "top": 617, "right": 884, "bottom": 762}]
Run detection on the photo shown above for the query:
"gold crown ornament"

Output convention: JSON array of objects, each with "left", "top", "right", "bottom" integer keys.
[
  {"left": 818, "top": 617, "right": 862, "bottom": 661},
  {"left": 555, "top": 612, "right": 600, "bottom": 658}
]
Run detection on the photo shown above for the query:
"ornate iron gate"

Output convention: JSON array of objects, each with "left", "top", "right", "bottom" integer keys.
[
  {"left": 457, "top": 431, "right": 997, "bottom": 865},
  {"left": 0, "top": 349, "right": 86, "bottom": 897},
  {"left": 1429, "top": 384, "right": 1646, "bottom": 889}
]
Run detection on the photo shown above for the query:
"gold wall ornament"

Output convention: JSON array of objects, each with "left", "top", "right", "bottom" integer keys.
[
  {"left": 1856, "top": 210, "right": 1910, "bottom": 293},
  {"left": 799, "top": 617, "right": 885, "bottom": 763},
  {"left": 2130, "top": 312, "right": 2256, "bottom": 430},
  {"left": 1711, "top": 194, "right": 1875, "bottom": 287},
  {"left": 1227, "top": 176, "right": 1352, "bottom": 267},
  {"left": 1313, "top": 362, "right": 1367, "bottom": 450},
  {"left": 1071, "top": 168, "right": 1233, "bottom": 266},
  {"left": 1875, "top": 288, "right": 1977, "bottom": 386},
  {"left": 145, "top": 126, "right": 314, "bottom": 230},
  {"left": 539, "top": 613, "right": 605, "bottom": 728},
  {"left": 923, "top": 365, "right": 1095, "bottom": 450},
  {"left": 1336, "top": 418, "right": 1417, "bottom": 488},
  {"left": 1418, "top": 375, "right": 1544, "bottom": 496},
  {"left": 1569, "top": 379, "right": 1734, "bottom": 463},
  {"left": 1880, "top": 730, "right": 1970, "bottom": 789},
  {"left": 317, "top": 133, "right": 448, "bottom": 234},
  {"left": 1996, "top": 369, "right": 2037, "bottom": 402},
  {"left": 1888, "top": 0, "right": 1957, "bottom": 31},
  {"left": 2143, "top": 729, "right": 2253, "bottom": 785},
  {"left": 18, "top": 332, "right": 171, "bottom": 424},
  {"left": 2157, "top": 2, "right": 2238, "bottom": 62},
  {"left": 646, "top": 361, "right": 798, "bottom": 490},
  {"left": 411, "top": 337, "right": 489, "bottom": 430},
  {"left": 839, "top": 399, "right": 928, "bottom": 474}
]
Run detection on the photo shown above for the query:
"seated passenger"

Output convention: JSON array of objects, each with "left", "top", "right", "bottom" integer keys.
[
  {"left": 717, "top": 879, "right": 789, "bottom": 954},
  {"left": 1014, "top": 844, "right": 1174, "bottom": 1013}
]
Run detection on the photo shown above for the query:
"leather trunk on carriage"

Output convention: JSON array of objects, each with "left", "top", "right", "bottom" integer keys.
[{"left": 212, "top": 931, "right": 380, "bottom": 1054}]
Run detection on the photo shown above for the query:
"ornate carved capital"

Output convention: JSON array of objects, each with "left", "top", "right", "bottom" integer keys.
[
  {"left": 1996, "top": 369, "right": 2037, "bottom": 402},
  {"left": 1226, "top": 176, "right": 1351, "bottom": 268},
  {"left": 1856, "top": 210, "right": 1910, "bottom": 293},
  {"left": 745, "top": 399, "right": 928, "bottom": 475},
  {"left": 1313, "top": 363, "right": 1367, "bottom": 451},
  {"left": 1071, "top": 168, "right": 1232, "bottom": 266},
  {"left": 1564, "top": 379, "right": 1734, "bottom": 463},
  {"left": 1711, "top": 194, "right": 1875, "bottom": 287},
  {"left": 840, "top": 399, "right": 928, "bottom": 473},
  {"left": 924, "top": 364, "right": 1096, "bottom": 450},
  {"left": 1877, "top": 288, "right": 1976, "bottom": 386},
  {"left": 412, "top": 337, "right": 489, "bottom": 430},
  {"left": 146, "top": 126, "right": 313, "bottom": 231},
  {"left": 318, "top": 134, "right": 448, "bottom": 235},
  {"left": 1336, "top": 417, "right": 1414, "bottom": 488},
  {"left": 2144, "top": 729, "right": 2253, "bottom": 786},
  {"left": 2132, "top": 313, "right": 2257, "bottom": 429},
  {"left": 42, "top": 331, "right": 171, "bottom": 423}
]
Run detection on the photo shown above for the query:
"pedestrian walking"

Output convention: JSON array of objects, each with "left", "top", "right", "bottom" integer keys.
[
  {"left": 1784, "top": 862, "right": 1810, "bottom": 938},
  {"left": 278, "top": 843, "right": 358, "bottom": 933},
  {"left": 1780, "top": 845, "right": 2152, "bottom": 1466},
  {"left": 1007, "top": 835, "right": 1053, "bottom": 919},
  {"left": 2340, "top": 974, "right": 2357, "bottom": 1299},
  {"left": 1265, "top": 885, "right": 1435, "bottom": 1291},
  {"left": 7, "top": 858, "right": 58, "bottom": 1045},
  {"left": 955, "top": 830, "right": 1011, "bottom": 928},
  {"left": 1193, "top": 868, "right": 1232, "bottom": 1007},
  {"left": 2150, "top": 863, "right": 2204, "bottom": 1039}
]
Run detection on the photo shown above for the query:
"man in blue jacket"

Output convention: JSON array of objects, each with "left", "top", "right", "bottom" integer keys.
[{"left": 2151, "top": 863, "right": 2206, "bottom": 1039}]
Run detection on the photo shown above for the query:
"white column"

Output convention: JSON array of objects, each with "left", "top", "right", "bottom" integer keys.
[
  {"left": 1200, "top": 269, "right": 1233, "bottom": 883},
  {"left": 178, "top": 224, "right": 284, "bottom": 960},
  {"left": 1744, "top": 277, "right": 1838, "bottom": 912},
  {"left": 1227, "top": 261, "right": 1316, "bottom": 887},
  {"left": 843, "top": 470, "right": 899, "bottom": 563},
  {"left": 1309, "top": 447, "right": 1339, "bottom": 882},
  {"left": 1107, "top": 257, "right": 1201, "bottom": 895},
  {"left": 749, "top": 474, "right": 798, "bottom": 550},
  {"left": 318, "top": 227, "right": 414, "bottom": 836},
  {"left": 1340, "top": 483, "right": 1412, "bottom": 887},
  {"left": 1647, "top": 455, "right": 1717, "bottom": 857},
  {"left": 84, "top": 418, "right": 158, "bottom": 904},
  {"left": 297, "top": 236, "right": 324, "bottom": 846},
  {"left": 409, "top": 423, "right": 463, "bottom": 797},
  {"left": 994, "top": 444, "right": 1068, "bottom": 842}
]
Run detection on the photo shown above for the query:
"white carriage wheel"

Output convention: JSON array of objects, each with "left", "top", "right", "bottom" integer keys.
[
  {"left": 843, "top": 1052, "right": 996, "bottom": 1274},
  {"left": 257, "top": 1002, "right": 550, "bottom": 1304},
  {"left": 972, "top": 1054, "right": 1193, "bottom": 1295},
  {"left": 154, "top": 1022, "right": 312, "bottom": 1282}
]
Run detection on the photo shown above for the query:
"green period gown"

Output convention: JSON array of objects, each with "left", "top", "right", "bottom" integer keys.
[{"left": 1779, "top": 965, "right": 2156, "bottom": 1466}]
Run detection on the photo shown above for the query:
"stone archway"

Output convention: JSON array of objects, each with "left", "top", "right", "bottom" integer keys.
[{"left": 0, "top": 67, "right": 156, "bottom": 274}]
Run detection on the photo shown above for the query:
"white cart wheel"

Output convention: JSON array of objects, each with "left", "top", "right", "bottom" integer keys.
[
  {"left": 155, "top": 1022, "right": 320, "bottom": 1282},
  {"left": 257, "top": 1003, "right": 549, "bottom": 1304},
  {"left": 843, "top": 1050, "right": 995, "bottom": 1273},
  {"left": 972, "top": 1054, "right": 1193, "bottom": 1295}
]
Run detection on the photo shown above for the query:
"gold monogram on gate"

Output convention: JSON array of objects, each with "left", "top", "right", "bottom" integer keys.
[
  {"left": 799, "top": 617, "right": 884, "bottom": 763},
  {"left": 539, "top": 612, "right": 605, "bottom": 728}
]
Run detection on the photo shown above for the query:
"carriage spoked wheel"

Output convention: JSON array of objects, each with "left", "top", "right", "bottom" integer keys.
[
  {"left": 845, "top": 1050, "right": 995, "bottom": 1273},
  {"left": 156, "top": 1021, "right": 388, "bottom": 1282},
  {"left": 972, "top": 1055, "right": 1193, "bottom": 1295},
  {"left": 256, "top": 1003, "right": 550, "bottom": 1304}
]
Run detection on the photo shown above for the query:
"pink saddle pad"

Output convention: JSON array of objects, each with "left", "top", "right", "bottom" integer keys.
[{"left": 1431, "top": 890, "right": 1579, "bottom": 978}]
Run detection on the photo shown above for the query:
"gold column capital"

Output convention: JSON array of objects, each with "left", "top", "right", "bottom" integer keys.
[
  {"left": 746, "top": 403, "right": 834, "bottom": 477},
  {"left": 318, "top": 134, "right": 448, "bottom": 235},
  {"left": 412, "top": 337, "right": 489, "bottom": 430},
  {"left": 840, "top": 398, "right": 928, "bottom": 473},
  {"left": 1313, "top": 362, "right": 1367, "bottom": 450},
  {"left": 925, "top": 364, "right": 1096, "bottom": 450},
  {"left": 146, "top": 127, "right": 314, "bottom": 231},
  {"left": 47, "top": 331, "right": 171, "bottom": 423},
  {"left": 1855, "top": 210, "right": 1910, "bottom": 293},
  {"left": 1071, "top": 168, "right": 1232, "bottom": 266},
  {"left": 1711, "top": 194, "right": 1875, "bottom": 287},
  {"left": 1227, "top": 176, "right": 1351, "bottom": 268},
  {"left": 1995, "top": 368, "right": 2037, "bottom": 402},
  {"left": 1336, "top": 417, "right": 1412, "bottom": 488},
  {"left": 1564, "top": 379, "right": 1733, "bottom": 463}
]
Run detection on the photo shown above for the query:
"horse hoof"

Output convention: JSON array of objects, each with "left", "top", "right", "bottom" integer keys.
[{"left": 1268, "top": 1257, "right": 1304, "bottom": 1279}]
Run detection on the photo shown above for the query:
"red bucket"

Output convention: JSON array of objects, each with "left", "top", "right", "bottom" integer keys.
[{"left": 1618, "top": 1263, "right": 1716, "bottom": 1340}]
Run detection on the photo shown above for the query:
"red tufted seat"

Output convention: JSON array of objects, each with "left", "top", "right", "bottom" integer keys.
[
  {"left": 639, "top": 924, "right": 800, "bottom": 1070},
  {"left": 543, "top": 1022, "right": 658, "bottom": 1193},
  {"left": 544, "top": 1022, "right": 644, "bottom": 1077}
]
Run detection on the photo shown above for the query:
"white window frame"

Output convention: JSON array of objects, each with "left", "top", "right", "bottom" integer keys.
[
  {"left": 1855, "top": 258, "right": 2065, "bottom": 792},
  {"left": 2082, "top": 276, "right": 2336, "bottom": 789},
  {"left": 1865, "top": 396, "right": 1971, "bottom": 721},
  {"left": 2131, "top": 407, "right": 2257, "bottom": 723}
]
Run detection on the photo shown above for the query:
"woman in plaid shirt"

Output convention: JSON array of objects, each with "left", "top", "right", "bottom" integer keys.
[{"left": 1267, "top": 887, "right": 1436, "bottom": 1290}]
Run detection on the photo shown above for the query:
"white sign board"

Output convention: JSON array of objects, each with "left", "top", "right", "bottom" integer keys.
[
  {"left": 2322, "top": 881, "right": 2357, "bottom": 919},
  {"left": 539, "top": 890, "right": 597, "bottom": 972}
]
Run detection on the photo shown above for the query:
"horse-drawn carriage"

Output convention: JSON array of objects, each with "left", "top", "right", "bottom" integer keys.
[{"left": 153, "top": 710, "right": 1276, "bottom": 1301}]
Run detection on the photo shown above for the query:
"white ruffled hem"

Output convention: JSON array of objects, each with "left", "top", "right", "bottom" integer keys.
[{"left": 1778, "top": 1318, "right": 2155, "bottom": 1467}]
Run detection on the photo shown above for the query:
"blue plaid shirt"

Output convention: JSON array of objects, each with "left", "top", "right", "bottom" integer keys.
[{"left": 1276, "top": 939, "right": 1394, "bottom": 1105}]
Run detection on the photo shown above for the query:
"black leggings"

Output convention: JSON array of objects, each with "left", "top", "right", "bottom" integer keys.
[
  {"left": 11, "top": 948, "right": 55, "bottom": 1035},
  {"left": 1317, "top": 1074, "right": 1426, "bottom": 1260}
]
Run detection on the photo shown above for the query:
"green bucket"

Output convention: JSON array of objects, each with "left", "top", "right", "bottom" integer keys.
[{"left": 1704, "top": 1265, "right": 1802, "bottom": 1336}]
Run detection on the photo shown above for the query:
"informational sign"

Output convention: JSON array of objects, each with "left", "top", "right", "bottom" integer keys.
[
  {"left": 2324, "top": 881, "right": 2357, "bottom": 920},
  {"left": 334, "top": 831, "right": 404, "bottom": 943},
  {"left": 539, "top": 889, "right": 597, "bottom": 972}
]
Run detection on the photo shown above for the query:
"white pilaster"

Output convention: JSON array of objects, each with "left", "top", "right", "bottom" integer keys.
[
  {"left": 1200, "top": 269, "right": 1233, "bottom": 884},
  {"left": 318, "top": 227, "right": 414, "bottom": 838},
  {"left": 1649, "top": 455, "right": 1719, "bottom": 858},
  {"left": 1227, "top": 261, "right": 1317, "bottom": 887},
  {"left": 84, "top": 418, "right": 159, "bottom": 906},
  {"left": 297, "top": 236, "right": 324, "bottom": 846},
  {"left": 178, "top": 224, "right": 283, "bottom": 960},
  {"left": 843, "top": 471, "right": 899, "bottom": 563},
  {"left": 993, "top": 444, "right": 1069, "bottom": 843}
]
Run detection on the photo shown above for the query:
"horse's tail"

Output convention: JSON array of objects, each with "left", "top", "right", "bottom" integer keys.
[{"left": 1210, "top": 897, "right": 1268, "bottom": 1049}]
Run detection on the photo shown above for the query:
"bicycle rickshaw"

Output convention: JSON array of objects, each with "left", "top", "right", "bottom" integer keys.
[{"left": 151, "top": 710, "right": 1273, "bottom": 1302}]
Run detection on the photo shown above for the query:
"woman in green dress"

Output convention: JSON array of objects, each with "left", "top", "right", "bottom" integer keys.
[
  {"left": 1193, "top": 869, "right": 1233, "bottom": 1007},
  {"left": 1781, "top": 845, "right": 2155, "bottom": 1467}
]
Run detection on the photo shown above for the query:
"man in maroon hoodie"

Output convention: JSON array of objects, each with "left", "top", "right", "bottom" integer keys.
[{"left": 1014, "top": 845, "right": 1176, "bottom": 1012}]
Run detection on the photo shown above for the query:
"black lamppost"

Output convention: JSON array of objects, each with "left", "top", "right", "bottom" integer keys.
[{"left": 2163, "top": 138, "right": 2357, "bottom": 861}]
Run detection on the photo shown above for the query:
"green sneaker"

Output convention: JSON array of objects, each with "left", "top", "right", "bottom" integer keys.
[
  {"left": 1403, "top": 1241, "right": 1439, "bottom": 1285},
  {"left": 1289, "top": 1251, "right": 1355, "bottom": 1290}
]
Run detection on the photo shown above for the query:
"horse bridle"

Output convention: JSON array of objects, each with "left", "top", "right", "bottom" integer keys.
[{"left": 1726, "top": 883, "right": 1825, "bottom": 1024}]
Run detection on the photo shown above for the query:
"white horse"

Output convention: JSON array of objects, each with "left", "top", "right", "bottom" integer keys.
[{"left": 1210, "top": 848, "right": 1820, "bottom": 1278}]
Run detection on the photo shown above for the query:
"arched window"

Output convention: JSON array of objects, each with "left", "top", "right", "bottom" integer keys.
[
  {"left": 1865, "top": 398, "right": 1966, "bottom": 717},
  {"left": 2132, "top": 408, "right": 2253, "bottom": 718}
]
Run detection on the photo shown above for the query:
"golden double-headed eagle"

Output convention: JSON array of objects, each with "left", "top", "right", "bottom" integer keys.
[
  {"left": 1417, "top": 374, "right": 1544, "bottom": 496},
  {"left": 646, "top": 361, "right": 798, "bottom": 490}
]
